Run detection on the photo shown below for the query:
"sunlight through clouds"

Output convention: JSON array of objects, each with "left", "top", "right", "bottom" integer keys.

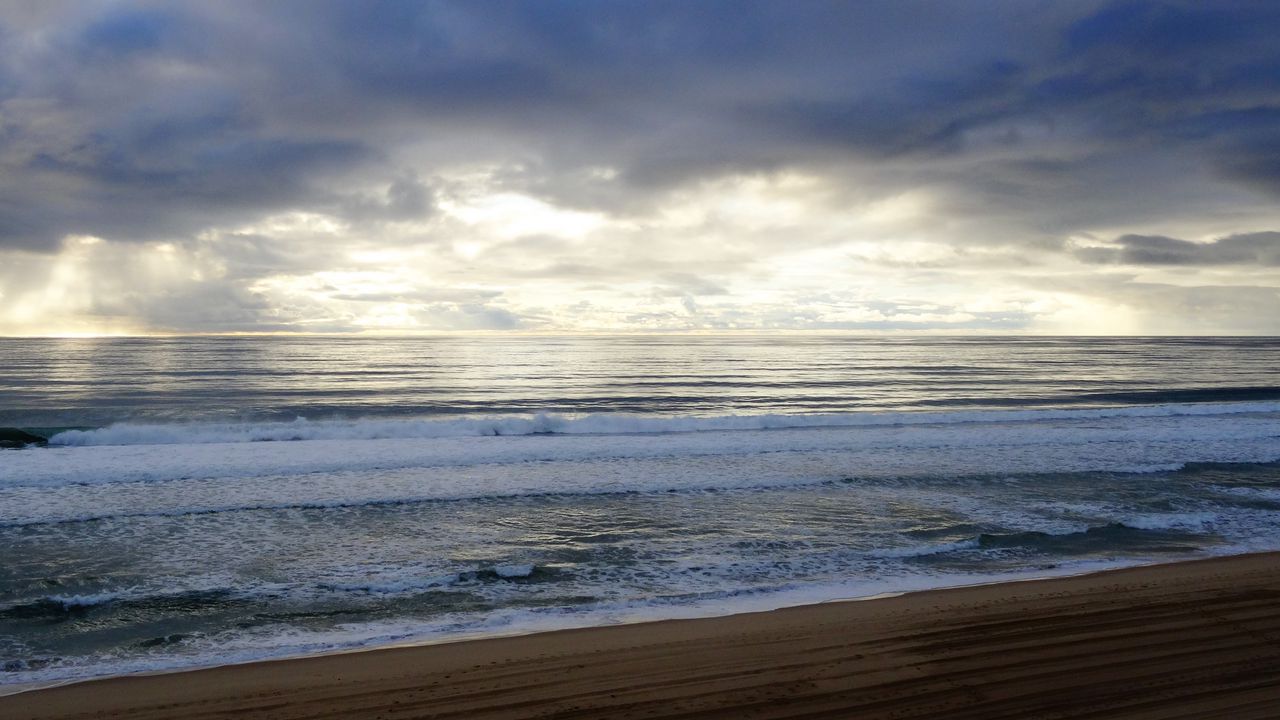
[{"left": 1, "top": 2, "right": 1279, "bottom": 335}]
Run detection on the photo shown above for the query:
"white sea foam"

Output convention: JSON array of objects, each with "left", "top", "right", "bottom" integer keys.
[
  {"left": 1119, "top": 512, "right": 1219, "bottom": 531},
  {"left": 0, "top": 582, "right": 246, "bottom": 615},
  {"left": 34, "top": 591, "right": 144, "bottom": 611},
  {"left": 1210, "top": 486, "right": 1280, "bottom": 502},
  {"left": 3, "top": 404, "right": 1278, "bottom": 526},
  {"left": 494, "top": 564, "right": 536, "bottom": 578},
  {"left": 867, "top": 539, "right": 982, "bottom": 558},
  {"left": 43, "top": 401, "right": 1280, "bottom": 447},
  {"left": 0, "top": 555, "right": 1169, "bottom": 690}
]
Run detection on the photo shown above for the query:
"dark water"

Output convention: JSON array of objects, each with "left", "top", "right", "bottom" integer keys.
[{"left": 1, "top": 335, "right": 1278, "bottom": 687}]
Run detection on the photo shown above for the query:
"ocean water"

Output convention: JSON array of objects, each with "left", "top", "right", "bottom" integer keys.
[{"left": 1, "top": 335, "right": 1279, "bottom": 688}]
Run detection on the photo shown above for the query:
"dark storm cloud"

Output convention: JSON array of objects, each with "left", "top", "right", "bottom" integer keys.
[
  {"left": 747, "top": 60, "right": 1029, "bottom": 161},
  {"left": 2, "top": 0, "right": 1279, "bottom": 256},
  {"left": 1078, "top": 232, "right": 1280, "bottom": 266},
  {"left": 1050, "top": 6, "right": 1280, "bottom": 208}
]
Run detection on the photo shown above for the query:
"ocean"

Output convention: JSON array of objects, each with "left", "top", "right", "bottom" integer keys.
[{"left": 1, "top": 335, "right": 1278, "bottom": 688}]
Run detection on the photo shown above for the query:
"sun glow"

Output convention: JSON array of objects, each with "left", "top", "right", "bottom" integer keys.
[{"left": 443, "top": 193, "right": 606, "bottom": 239}]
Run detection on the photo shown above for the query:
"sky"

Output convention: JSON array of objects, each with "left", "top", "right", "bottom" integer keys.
[{"left": 1, "top": 0, "right": 1279, "bottom": 336}]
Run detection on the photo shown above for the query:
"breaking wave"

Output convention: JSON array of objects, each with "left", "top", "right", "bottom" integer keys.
[{"left": 43, "top": 401, "right": 1280, "bottom": 447}]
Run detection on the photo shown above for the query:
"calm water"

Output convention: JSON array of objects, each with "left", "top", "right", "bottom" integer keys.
[
  {"left": 1, "top": 335, "right": 1279, "bottom": 687},
  {"left": 3, "top": 335, "right": 1279, "bottom": 428}
]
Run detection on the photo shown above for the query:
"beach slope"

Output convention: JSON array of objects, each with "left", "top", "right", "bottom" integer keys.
[{"left": 5, "top": 553, "right": 1280, "bottom": 719}]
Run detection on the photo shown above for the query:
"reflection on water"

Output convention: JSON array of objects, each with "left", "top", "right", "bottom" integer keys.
[{"left": 2, "top": 335, "right": 1278, "bottom": 426}]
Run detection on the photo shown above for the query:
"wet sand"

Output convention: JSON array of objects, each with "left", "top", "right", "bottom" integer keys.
[{"left": 5, "top": 552, "right": 1280, "bottom": 719}]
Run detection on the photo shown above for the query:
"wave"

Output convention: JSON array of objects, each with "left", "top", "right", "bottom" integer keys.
[
  {"left": 913, "top": 386, "right": 1280, "bottom": 408},
  {"left": 5, "top": 413, "right": 1279, "bottom": 526},
  {"left": 0, "top": 588, "right": 241, "bottom": 620},
  {"left": 1117, "top": 512, "right": 1218, "bottom": 531},
  {"left": 43, "top": 401, "right": 1280, "bottom": 447},
  {"left": 868, "top": 539, "right": 982, "bottom": 558},
  {"left": 0, "top": 554, "right": 1153, "bottom": 688},
  {"left": 318, "top": 564, "right": 544, "bottom": 596},
  {"left": 0, "top": 565, "right": 552, "bottom": 622},
  {"left": 978, "top": 523, "right": 1204, "bottom": 553},
  {"left": 4, "top": 520, "right": 1211, "bottom": 625},
  {"left": 874, "top": 522, "right": 1214, "bottom": 561},
  {"left": 0, "top": 517, "right": 1206, "bottom": 631}
]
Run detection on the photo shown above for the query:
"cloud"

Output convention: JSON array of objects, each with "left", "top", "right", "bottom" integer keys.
[
  {"left": 411, "top": 303, "right": 528, "bottom": 331},
  {"left": 5, "top": 1, "right": 1279, "bottom": 235},
  {"left": 1078, "top": 232, "right": 1280, "bottom": 266},
  {"left": 1023, "top": 272, "right": 1280, "bottom": 335},
  {"left": 1, "top": 1, "right": 1280, "bottom": 334},
  {"left": 654, "top": 273, "right": 729, "bottom": 297},
  {"left": 328, "top": 288, "right": 502, "bottom": 304}
]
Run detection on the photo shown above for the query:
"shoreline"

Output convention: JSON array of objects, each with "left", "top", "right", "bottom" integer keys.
[
  {"left": 6, "top": 551, "right": 1280, "bottom": 719},
  {"left": 0, "top": 553, "right": 1188, "bottom": 697}
]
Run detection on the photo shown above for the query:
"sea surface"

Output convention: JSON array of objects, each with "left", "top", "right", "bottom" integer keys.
[{"left": 1, "top": 335, "right": 1279, "bottom": 688}]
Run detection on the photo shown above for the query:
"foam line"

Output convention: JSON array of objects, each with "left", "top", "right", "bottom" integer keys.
[{"left": 43, "top": 401, "right": 1280, "bottom": 447}]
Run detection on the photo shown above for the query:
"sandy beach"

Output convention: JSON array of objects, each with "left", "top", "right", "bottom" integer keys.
[{"left": 4, "top": 552, "right": 1280, "bottom": 719}]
